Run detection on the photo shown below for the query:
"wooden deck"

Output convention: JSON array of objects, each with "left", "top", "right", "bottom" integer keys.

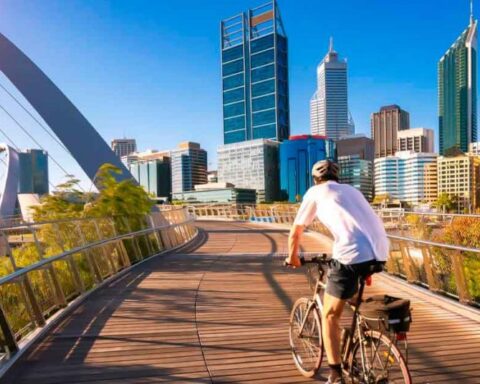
[{"left": 5, "top": 221, "right": 480, "bottom": 383}]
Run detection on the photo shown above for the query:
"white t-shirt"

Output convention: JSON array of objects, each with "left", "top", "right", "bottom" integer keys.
[{"left": 294, "top": 181, "right": 389, "bottom": 265}]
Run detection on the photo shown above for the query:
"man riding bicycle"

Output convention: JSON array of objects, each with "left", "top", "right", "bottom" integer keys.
[{"left": 285, "top": 160, "right": 389, "bottom": 384}]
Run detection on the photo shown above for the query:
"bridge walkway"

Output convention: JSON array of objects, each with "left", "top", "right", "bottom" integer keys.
[{"left": 5, "top": 221, "right": 480, "bottom": 383}]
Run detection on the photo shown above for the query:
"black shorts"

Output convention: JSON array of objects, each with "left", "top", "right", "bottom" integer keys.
[{"left": 326, "top": 259, "right": 385, "bottom": 300}]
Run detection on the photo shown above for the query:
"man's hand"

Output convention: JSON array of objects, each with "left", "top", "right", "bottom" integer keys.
[{"left": 285, "top": 253, "right": 302, "bottom": 268}]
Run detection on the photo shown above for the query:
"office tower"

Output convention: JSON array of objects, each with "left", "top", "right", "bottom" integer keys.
[
  {"left": 439, "top": 6, "right": 477, "bottom": 155},
  {"left": 18, "top": 149, "right": 49, "bottom": 195},
  {"left": 279, "top": 135, "right": 336, "bottom": 202},
  {"left": 170, "top": 142, "right": 207, "bottom": 194},
  {"left": 371, "top": 105, "right": 410, "bottom": 158},
  {"left": 111, "top": 138, "right": 137, "bottom": 158},
  {"left": 437, "top": 154, "right": 480, "bottom": 211},
  {"left": 310, "top": 38, "right": 354, "bottom": 140},
  {"left": 172, "top": 183, "right": 256, "bottom": 205},
  {"left": 423, "top": 162, "right": 438, "bottom": 204},
  {"left": 470, "top": 141, "right": 480, "bottom": 155},
  {"left": 374, "top": 151, "right": 437, "bottom": 206},
  {"left": 397, "top": 128, "right": 435, "bottom": 153},
  {"left": 217, "top": 139, "right": 279, "bottom": 202},
  {"left": 129, "top": 156, "right": 171, "bottom": 200},
  {"left": 221, "top": 1, "right": 289, "bottom": 144},
  {"left": 336, "top": 135, "right": 374, "bottom": 201},
  {"left": 336, "top": 134, "right": 374, "bottom": 161}
]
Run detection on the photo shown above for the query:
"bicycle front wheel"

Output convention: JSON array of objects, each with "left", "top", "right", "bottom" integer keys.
[
  {"left": 348, "top": 330, "right": 411, "bottom": 384},
  {"left": 289, "top": 297, "right": 323, "bottom": 377}
]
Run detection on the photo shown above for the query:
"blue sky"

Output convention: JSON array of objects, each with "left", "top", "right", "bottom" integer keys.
[{"left": 0, "top": 0, "right": 474, "bottom": 188}]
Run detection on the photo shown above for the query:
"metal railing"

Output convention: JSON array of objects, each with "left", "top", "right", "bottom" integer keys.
[
  {"left": 189, "top": 204, "right": 480, "bottom": 307},
  {"left": 0, "top": 207, "right": 197, "bottom": 364}
]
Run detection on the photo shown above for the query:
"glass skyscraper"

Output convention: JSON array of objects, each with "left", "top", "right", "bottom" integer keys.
[
  {"left": 18, "top": 149, "right": 49, "bottom": 195},
  {"left": 279, "top": 135, "right": 336, "bottom": 202},
  {"left": 129, "top": 157, "right": 172, "bottom": 200},
  {"left": 438, "top": 10, "right": 478, "bottom": 155},
  {"left": 221, "top": 1, "right": 289, "bottom": 144}
]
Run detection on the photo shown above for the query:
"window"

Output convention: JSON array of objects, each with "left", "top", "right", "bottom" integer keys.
[
  {"left": 252, "top": 94, "right": 275, "bottom": 112},
  {"left": 278, "top": 80, "right": 288, "bottom": 96},
  {"left": 251, "top": 49, "right": 274, "bottom": 68},
  {"left": 224, "top": 115, "right": 245, "bottom": 131},
  {"left": 277, "top": 95, "right": 288, "bottom": 111},
  {"left": 222, "top": 45, "right": 244, "bottom": 62},
  {"left": 223, "top": 73, "right": 244, "bottom": 90},
  {"left": 252, "top": 79, "right": 275, "bottom": 97},
  {"left": 277, "top": 35, "right": 287, "bottom": 52},
  {"left": 250, "top": 35, "right": 274, "bottom": 54},
  {"left": 252, "top": 64, "right": 274, "bottom": 83},
  {"left": 253, "top": 124, "right": 276, "bottom": 139},
  {"left": 277, "top": 65, "right": 288, "bottom": 81},
  {"left": 223, "top": 59, "right": 243, "bottom": 76},
  {"left": 224, "top": 101, "right": 245, "bottom": 118},
  {"left": 225, "top": 130, "right": 246, "bottom": 144},
  {"left": 223, "top": 87, "right": 244, "bottom": 104},
  {"left": 277, "top": 50, "right": 287, "bottom": 66},
  {"left": 253, "top": 109, "right": 276, "bottom": 126}
]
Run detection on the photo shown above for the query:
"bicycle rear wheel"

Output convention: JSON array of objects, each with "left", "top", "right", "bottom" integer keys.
[
  {"left": 289, "top": 297, "right": 323, "bottom": 377},
  {"left": 348, "top": 330, "right": 411, "bottom": 384}
]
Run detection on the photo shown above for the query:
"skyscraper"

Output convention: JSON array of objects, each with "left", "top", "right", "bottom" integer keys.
[
  {"left": 221, "top": 1, "right": 289, "bottom": 144},
  {"left": 438, "top": 5, "right": 478, "bottom": 155},
  {"left": 170, "top": 142, "right": 208, "bottom": 194},
  {"left": 310, "top": 38, "right": 354, "bottom": 140},
  {"left": 18, "top": 149, "right": 49, "bottom": 195},
  {"left": 371, "top": 105, "right": 410, "bottom": 158},
  {"left": 111, "top": 138, "right": 137, "bottom": 158},
  {"left": 397, "top": 128, "right": 435, "bottom": 153}
]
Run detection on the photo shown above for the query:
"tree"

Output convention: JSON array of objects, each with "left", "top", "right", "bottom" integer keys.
[
  {"left": 434, "top": 193, "right": 459, "bottom": 213},
  {"left": 372, "top": 193, "right": 391, "bottom": 206}
]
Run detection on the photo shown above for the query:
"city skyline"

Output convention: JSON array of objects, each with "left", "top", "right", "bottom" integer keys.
[{"left": 0, "top": 0, "right": 476, "bottom": 187}]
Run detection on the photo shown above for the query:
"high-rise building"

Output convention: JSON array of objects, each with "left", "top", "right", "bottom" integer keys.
[
  {"left": 336, "top": 135, "right": 374, "bottom": 200},
  {"left": 397, "top": 128, "right": 435, "bottom": 153},
  {"left": 217, "top": 139, "right": 279, "bottom": 202},
  {"left": 111, "top": 138, "right": 137, "bottom": 158},
  {"left": 338, "top": 155, "right": 373, "bottom": 201},
  {"left": 129, "top": 156, "right": 171, "bottom": 200},
  {"left": 423, "top": 162, "right": 438, "bottom": 204},
  {"left": 374, "top": 151, "right": 437, "bottom": 206},
  {"left": 438, "top": 7, "right": 477, "bottom": 155},
  {"left": 170, "top": 142, "right": 208, "bottom": 194},
  {"left": 470, "top": 141, "right": 480, "bottom": 155},
  {"left": 221, "top": 1, "right": 289, "bottom": 144},
  {"left": 437, "top": 154, "right": 480, "bottom": 211},
  {"left": 279, "top": 135, "right": 336, "bottom": 202},
  {"left": 310, "top": 38, "right": 354, "bottom": 140},
  {"left": 18, "top": 149, "right": 49, "bottom": 195},
  {"left": 371, "top": 105, "right": 410, "bottom": 158}
]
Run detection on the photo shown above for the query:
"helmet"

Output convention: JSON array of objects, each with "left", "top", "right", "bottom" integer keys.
[{"left": 311, "top": 160, "right": 340, "bottom": 181}]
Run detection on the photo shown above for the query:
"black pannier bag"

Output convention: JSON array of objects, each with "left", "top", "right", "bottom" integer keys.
[{"left": 359, "top": 295, "right": 411, "bottom": 333}]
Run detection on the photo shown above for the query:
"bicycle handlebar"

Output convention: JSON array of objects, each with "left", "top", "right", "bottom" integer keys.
[{"left": 284, "top": 253, "right": 330, "bottom": 267}]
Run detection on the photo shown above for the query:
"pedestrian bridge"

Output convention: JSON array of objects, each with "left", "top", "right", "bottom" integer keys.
[{"left": 0, "top": 208, "right": 479, "bottom": 383}]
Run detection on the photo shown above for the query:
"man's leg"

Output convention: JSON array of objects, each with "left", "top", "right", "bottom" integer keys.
[{"left": 322, "top": 292, "right": 346, "bottom": 379}]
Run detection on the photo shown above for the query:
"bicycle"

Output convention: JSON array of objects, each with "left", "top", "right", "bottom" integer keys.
[{"left": 288, "top": 254, "right": 412, "bottom": 384}]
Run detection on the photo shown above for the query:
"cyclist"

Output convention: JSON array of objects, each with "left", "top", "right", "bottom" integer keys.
[{"left": 285, "top": 160, "right": 389, "bottom": 384}]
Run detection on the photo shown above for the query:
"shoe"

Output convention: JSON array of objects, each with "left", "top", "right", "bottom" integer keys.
[{"left": 325, "top": 376, "right": 344, "bottom": 384}]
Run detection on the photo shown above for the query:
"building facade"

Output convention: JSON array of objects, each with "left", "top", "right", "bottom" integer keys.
[
  {"left": 397, "top": 128, "right": 435, "bottom": 153},
  {"left": 221, "top": 1, "right": 289, "bottom": 144},
  {"left": 172, "top": 182, "right": 256, "bottom": 204},
  {"left": 129, "top": 157, "right": 171, "bottom": 200},
  {"left": 170, "top": 142, "right": 207, "bottom": 194},
  {"left": 279, "top": 135, "right": 336, "bottom": 202},
  {"left": 18, "top": 149, "right": 49, "bottom": 195},
  {"left": 437, "top": 154, "right": 480, "bottom": 211},
  {"left": 111, "top": 138, "right": 137, "bottom": 158},
  {"left": 469, "top": 141, "right": 480, "bottom": 155},
  {"left": 374, "top": 151, "right": 438, "bottom": 206},
  {"left": 310, "top": 39, "right": 354, "bottom": 140},
  {"left": 338, "top": 155, "right": 373, "bottom": 201},
  {"left": 438, "top": 13, "right": 478, "bottom": 155},
  {"left": 423, "top": 162, "right": 438, "bottom": 204},
  {"left": 336, "top": 134, "right": 374, "bottom": 161},
  {"left": 217, "top": 139, "right": 279, "bottom": 202},
  {"left": 371, "top": 105, "right": 410, "bottom": 158}
]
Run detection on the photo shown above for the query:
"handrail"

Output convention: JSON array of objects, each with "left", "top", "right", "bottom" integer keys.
[{"left": 387, "top": 234, "right": 480, "bottom": 254}]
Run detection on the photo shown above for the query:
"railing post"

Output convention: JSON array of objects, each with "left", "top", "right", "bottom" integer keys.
[
  {"left": 0, "top": 304, "right": 18, "bottom": 355},
  {"left": 147, "top": 214, "right": 163, "bottom": 252},
  {"left": 75, "top": 223, "right": 103, "bottom": 283},
  {"left": 122, "top": 218, "right": 142, "bottom": 261},
  {"left": 21, "top": 276, "right": 46, "bottom": 327},
  {"left": 398, "top": 241, "right": 417, "bottom": 283},
  {"left": 419, "top": 245, "right": 440, "bottom": 292},
  {"left": 451, "top": 251, "right": 472, "bottom": 304},
  {"left": 108, "top": 219, "right": 131, "bottom": 268},
  {"left": 93, "top": 220, "right": 117, "bottom": 275}
]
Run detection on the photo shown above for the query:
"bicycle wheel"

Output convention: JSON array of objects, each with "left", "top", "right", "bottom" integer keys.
[
  {"left": 348, "top": 330, "right": 411, "bottom": 384},
  {"left": 289, "top": 297, "right": 323, "bottom": 377}
]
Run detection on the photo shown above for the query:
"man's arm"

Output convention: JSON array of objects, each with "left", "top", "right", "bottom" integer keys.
[{"left": 285, "top": 224, "right": 304, "bottom": 268}]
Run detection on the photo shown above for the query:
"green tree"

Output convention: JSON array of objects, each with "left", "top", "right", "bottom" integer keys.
[{"left": 434, "top": 193, "right": 459, "bottom": 212}]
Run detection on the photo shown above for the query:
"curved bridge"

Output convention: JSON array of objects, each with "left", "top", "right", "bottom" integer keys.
[{"left": 3, "top": 220, "right": 480, "bottom": 383}]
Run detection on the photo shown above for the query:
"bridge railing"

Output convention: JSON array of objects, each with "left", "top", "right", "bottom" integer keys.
[
  {"left": 190, "top": 204, "right": 480, "bottom": 307},
  {"left": 0, "top": 206, "right": 197, "bottom": 364}
]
